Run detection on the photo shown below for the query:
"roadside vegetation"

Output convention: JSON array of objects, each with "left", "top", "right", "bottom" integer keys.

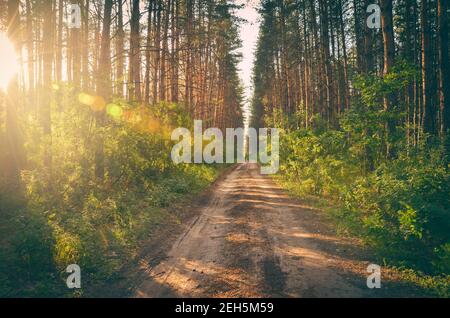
[
  {"left": 0, "top": 91, "right": 223, "bottom": 297},
  {"left": 251, "top": 1, "right": 450, "bottom": 297},
  {"left": 272, "top": 71, "right": 450, "bottom": 297},
  {"left": 0, "top": 88, "right": 225, "bottom": 297},
  {"left": 0, "top": 0, "right": 243, "bottom": 297}
]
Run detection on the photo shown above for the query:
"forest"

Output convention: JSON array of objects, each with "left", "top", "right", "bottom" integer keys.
[
  {"left": 252, "top": 0, "right": 449, "bottom": 293},
  {"left": 0, "top": 0, "right": 449, "bottom": 298},
  {"left": 0, "top": 0, "right": 243, "bottom": 297}
]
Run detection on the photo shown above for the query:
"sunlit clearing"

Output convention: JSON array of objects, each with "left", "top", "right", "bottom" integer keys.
[{"left": 0, "top": 33, "right": 19, "bottom": 90}]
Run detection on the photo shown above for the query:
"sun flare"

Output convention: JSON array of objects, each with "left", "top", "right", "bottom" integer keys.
[{"left": 0, "top": 33, "right": 19, "bottom": 90}]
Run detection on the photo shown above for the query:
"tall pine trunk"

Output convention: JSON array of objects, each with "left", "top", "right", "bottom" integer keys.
[
  {"left": 129, "top": 0, "right": 142, "bottom": 102},
  {"left": 438, "top": 0, "right": 450, "bottom": 157},
  {"left": 95, "top": 0, "right": 113, "bottom": 180},
  {"left": 381, "top": 0, "right": 397, "bottom": 157}
]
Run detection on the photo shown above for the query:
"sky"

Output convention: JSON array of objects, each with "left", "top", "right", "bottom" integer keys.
[{"left": 235, "top": 0, "right": 260, "bottom": 127}]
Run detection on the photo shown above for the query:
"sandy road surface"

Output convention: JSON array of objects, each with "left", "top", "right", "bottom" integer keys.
[{"left": 134, "top": 163, "right": 412, "bottom": 298}]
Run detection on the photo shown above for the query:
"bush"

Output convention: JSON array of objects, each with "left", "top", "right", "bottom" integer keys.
[
  {"left": 279, "top": 125, "right": 450, "bottom": 275},
  {"left": 275, "top": 64, "right": 449, "bottom": 277},
  {"left": 0, "top": 88, "right": 221, "bottom": 297}
]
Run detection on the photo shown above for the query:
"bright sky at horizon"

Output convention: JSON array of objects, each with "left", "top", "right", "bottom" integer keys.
[{"left": 235, "top": 0, "right": 260, "bottom": 127}]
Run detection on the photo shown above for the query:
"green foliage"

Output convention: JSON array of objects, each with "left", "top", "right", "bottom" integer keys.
[
  {"left": 341, "top": 150, "right": 450, "bottom": 270},
  {"left": 279, "top": 127, "right": 450, "bottom": 296},
  {"left": 280, "top": 128, "right": 357, "bottom": 197},
  {"left": 277, "top": 63, "right": 450, "bottom": 285},
  {"left": 0, "top": 88, "right": 221, "bottom": 297}
]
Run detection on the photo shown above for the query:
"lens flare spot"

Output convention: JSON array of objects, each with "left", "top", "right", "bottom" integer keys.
[
  {"left": 91, "top": 96, "right": 106, "bottom": 112},
  {"left": 79, "top": 93, "right": 106, "bottom": 112},
  {"left": 107, "top": 104, "right": 123, "bottom": 119},
  {"left": 78, "top": 93, "right": 95, "bottom": 106},
  {"left": 147, "top": 117, "right": 161, "bottom": 133}
]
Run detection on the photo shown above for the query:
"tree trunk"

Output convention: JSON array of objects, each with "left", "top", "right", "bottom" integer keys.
[
  {"left": 171, "top": 0, "right": 179, "bottom": 102},
  {"left": 70, "top": 0, "right": 81, "bottom": 88},
  {"left": 129, "top": 0, "right": 142, "bottom": 102},
  {"left": 381, "top": 0, "right": 397, "bottom": 157},
  {"left": 145, "top": 0, "right": 154, "bottom": 104},
  {"left": 82, "top": 0, "right": 90, "bottom": 90},
  {"left": 40, "top": 0, "right": 54, "bottom": 170},
  {"left": 438, "top": 0, "right": 450, "bottom": 156},
  {"left": 160, "top": 0, "right": 169, "bottom": 101},
  {"left": 95, "top": 0, "right": 113, "bottom": 180},
  {"left": 319, "top": 0, "right": 334, "bottom": 124},
  {"left": 116, "top": 0, "right": 125, "bottom": 97},
  {"left": 421, "top": 0, "right": 436, "bottom": 136},
  {"left": 5, "top": 0, "right": 24, "bottom": 182},
  {"left": 26, "top": 0, "right": 34, "bottom": 95}
]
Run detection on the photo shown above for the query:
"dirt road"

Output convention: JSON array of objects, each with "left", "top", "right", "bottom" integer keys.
[{"left": 134, "top": 164, "right": 416, "bottom": 298}]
